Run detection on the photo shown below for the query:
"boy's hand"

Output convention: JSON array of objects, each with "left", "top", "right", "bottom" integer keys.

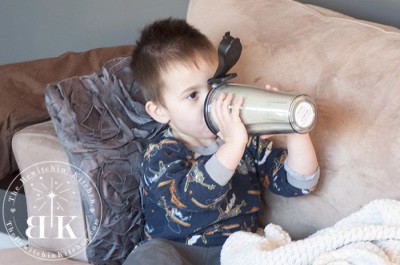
[
  {"left": 265, "top": 84, "right": 278, "bottom": 92},
  {"left": 262, "top": 84, "right": 319, "bottom": 176},
  {"left": 211, "top": 92, "right": 248, "bottom": 171},
  {"left": 211, "top": 92, "right": 248, "bottom": 146}
]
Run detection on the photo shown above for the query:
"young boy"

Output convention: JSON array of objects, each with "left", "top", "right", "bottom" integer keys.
[{"left": 124, "top": 18, "right": 319, "bottom": 265}]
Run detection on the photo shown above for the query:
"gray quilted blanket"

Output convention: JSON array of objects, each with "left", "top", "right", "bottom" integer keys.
[{"left": 45, "top": 56, "right": 165, "bottom": 264}]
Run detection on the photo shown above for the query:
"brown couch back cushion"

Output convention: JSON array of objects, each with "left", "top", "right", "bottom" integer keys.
[{"left": 1, "top": 45, "right": 133, "bottom": 182}]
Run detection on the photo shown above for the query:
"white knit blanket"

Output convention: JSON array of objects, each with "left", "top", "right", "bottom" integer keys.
[{"left": 221, "top": 199, "right": 400, "bottom": 265}]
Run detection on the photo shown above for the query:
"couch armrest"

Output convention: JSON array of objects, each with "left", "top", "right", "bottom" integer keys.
[
  {"left": 2, "top": 247, "right": 87, "bottom": 265},
  {"left": 12, "top": 121, "right": 88, "bottom": 262},
  {"left": 12, "top": 121, "right": 68, "bottom": 167}
]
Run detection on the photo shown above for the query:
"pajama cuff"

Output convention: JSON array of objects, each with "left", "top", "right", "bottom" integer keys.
[
  {"left": 205, "top": 154, "right": 234, "bottom": 186},
  {"left": 284, "top": 161, "right": 320, "bottom": 190}
]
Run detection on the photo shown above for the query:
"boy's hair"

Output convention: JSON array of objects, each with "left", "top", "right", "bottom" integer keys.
[{"left": 131, "top": 17, "right": 216, "bottom": 106}]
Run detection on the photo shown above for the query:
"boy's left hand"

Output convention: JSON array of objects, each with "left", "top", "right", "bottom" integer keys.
[{"left": 260, "top": 84, "right": 318, "bottom": 176}]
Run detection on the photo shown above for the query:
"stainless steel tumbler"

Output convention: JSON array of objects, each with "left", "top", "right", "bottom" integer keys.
[{"left": 204, "top": 83, "right": 317, "bottom": 135}]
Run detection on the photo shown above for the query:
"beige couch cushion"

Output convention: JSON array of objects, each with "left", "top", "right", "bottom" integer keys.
[
  {"left": 2, "top": 248, "right": 86, "bottom": 265},
  {"left": 12, "top": 121, "right": 88, "bottom": 262},
  {"left": 188, "top": 0, "right": 400, "bottom": 239}
]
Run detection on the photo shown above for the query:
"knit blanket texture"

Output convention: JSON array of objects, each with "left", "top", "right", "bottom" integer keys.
[{"left": 221, "top": 199, "right": 400, "bottom": 265}]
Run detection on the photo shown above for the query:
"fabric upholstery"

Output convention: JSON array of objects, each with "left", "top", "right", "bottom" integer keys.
[
  {"left": 12, "top": 121, "right": 88, "bottom": 262},
  {"left": 2, "top": 247, "right": 87, "bottom": 265},
  {"left": 187, "top": 0, "right": 400, "bottom": 239},
  {"left": 45, "top": 56, "right": 165, "bottom": 264},
  {"left": 0, "top": 45, "right": 133, "bottom": 182}
]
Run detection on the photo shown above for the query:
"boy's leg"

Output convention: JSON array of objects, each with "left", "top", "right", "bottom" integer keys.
[
  {"left": 123, "top": 239, "right": 221, "bottom": 265},
  {"left": 167, "top": 239, "right": 222, "bottom": 265}
]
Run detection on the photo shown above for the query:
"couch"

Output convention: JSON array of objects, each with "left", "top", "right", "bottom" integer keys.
[{"left": 2, "top": 0, "right": 400, "bottom": 264}]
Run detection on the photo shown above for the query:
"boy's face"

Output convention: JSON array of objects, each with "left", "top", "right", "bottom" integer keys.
[{"left": 157, "top": 58, "right": 217, "bottom": 146}]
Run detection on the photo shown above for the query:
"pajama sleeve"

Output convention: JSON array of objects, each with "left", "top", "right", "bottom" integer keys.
[
  {"left": 247, "top": 136, "right": 319, "bottom": 197},
  {"left": 142, "top": 138, "right": 231, "bottom": 212}
]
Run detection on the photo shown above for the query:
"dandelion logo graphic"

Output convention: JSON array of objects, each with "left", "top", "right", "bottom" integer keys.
[
  {"left": 2, "top": 161, "right": 102, "bottom": 261},
  {"left": 26, "top": 176, "right": 79, "bottom": 240}
]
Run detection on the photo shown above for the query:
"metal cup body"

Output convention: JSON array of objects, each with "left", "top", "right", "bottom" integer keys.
[{"left": 204, "top": 83, "right": 317, "bottom": 135}]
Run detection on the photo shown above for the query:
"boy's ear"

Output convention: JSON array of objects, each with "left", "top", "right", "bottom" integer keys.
[{"left": 145, "top": 101, "right": 170, "bottom": 124}]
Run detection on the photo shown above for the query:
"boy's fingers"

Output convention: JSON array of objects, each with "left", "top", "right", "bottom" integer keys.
[
  {"left": 217, "top": 132, "right": 224, "bottom": 141},
  {"left": 222, "top": 93, "right": 233, "bottom": 109},
  {"left": 260, "top": 134, "right": 273, "bottom": 139},
  {"left": 213, "top": 98, "right": 222, "bottom": 124},
  {"left": 220, "top": 93, "right": 233, "bottom": 119},
  {"left": 218, "top": 92, "right": 226, "bottom": 102},
  {"left": 232, "top": 96, "right": 243, "bottom": 117},
  {"left": 213, "top": 93, "right": 227, "bottom": 126},
  {"left": 265, "top": 84, "right": 279, "bottom": 92}
]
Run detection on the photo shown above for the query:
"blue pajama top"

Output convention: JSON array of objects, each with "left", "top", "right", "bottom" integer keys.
[{"left": 141, "top": 129, "right": 319, "bottom": 247}]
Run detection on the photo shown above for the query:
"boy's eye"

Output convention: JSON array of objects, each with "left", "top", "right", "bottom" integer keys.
[{"left": 187, "top": 92, "right": 198, "bottom": 100}]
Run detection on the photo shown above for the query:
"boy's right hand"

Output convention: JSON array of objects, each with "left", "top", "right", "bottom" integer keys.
[
  {"left": 211, "top": 92, "right": 248, "bottom": 172},
  {"left": 211, "top": 92, "right": 248, "bottom": 145}
]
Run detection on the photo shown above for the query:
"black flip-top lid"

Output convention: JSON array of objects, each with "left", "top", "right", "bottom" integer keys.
[{"left": 207, "top": 32, "right": 242, "bottom": 86}]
